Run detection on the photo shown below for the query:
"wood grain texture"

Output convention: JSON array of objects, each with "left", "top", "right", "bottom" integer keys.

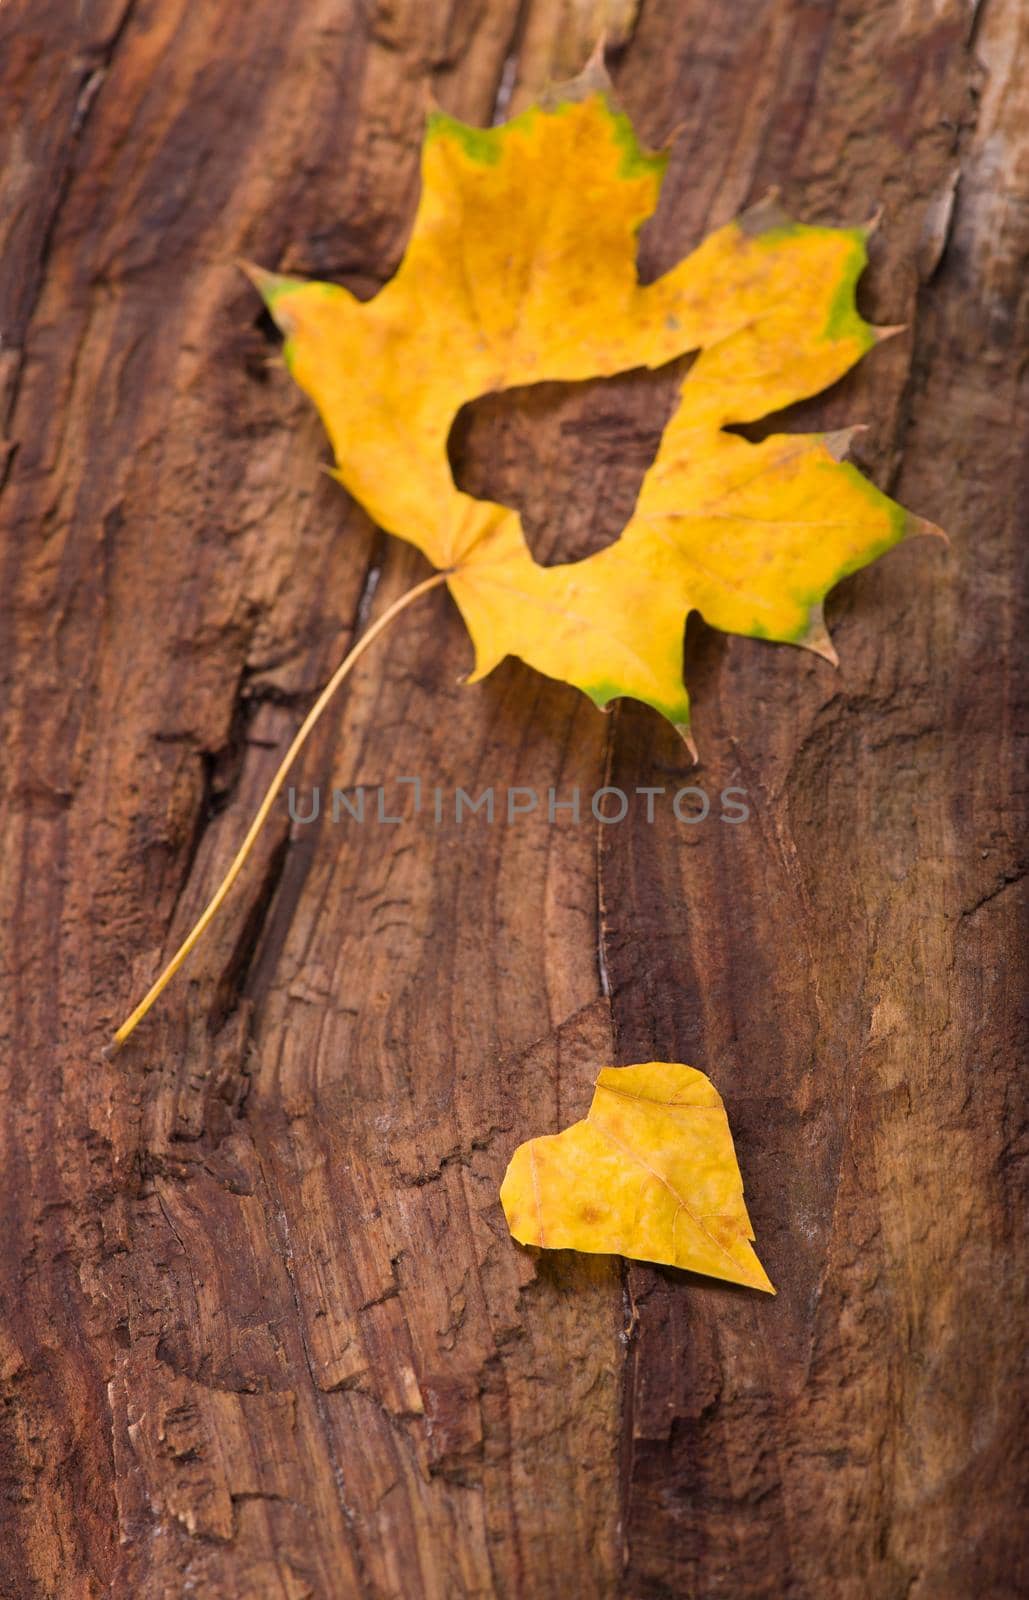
[{"left": 0, "top": 1, "right": 1024, "bottom": 1596}]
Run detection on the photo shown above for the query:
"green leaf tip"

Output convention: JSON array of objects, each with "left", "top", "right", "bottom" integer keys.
[{"left": 239, "top": 260, "right": 309, "bottom": 310}]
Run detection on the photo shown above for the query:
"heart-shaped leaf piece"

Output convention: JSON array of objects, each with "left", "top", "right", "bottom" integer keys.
[{"left": 501, "top": 1061, "right": 774, "bottom": 1291}]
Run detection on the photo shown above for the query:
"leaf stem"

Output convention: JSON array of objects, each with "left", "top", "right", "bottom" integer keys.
[{"left": 107, "top": 568, "right": 449, "bottom": 1054}]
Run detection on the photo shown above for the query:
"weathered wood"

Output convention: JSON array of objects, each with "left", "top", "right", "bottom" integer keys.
[{"left": 0, "top": 1, "right": 1024, "bottom": 1596}]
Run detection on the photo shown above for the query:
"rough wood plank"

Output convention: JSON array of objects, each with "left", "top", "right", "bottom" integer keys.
[{"left": 0, "top": 1, "right": 1024, "bottom": 1596}]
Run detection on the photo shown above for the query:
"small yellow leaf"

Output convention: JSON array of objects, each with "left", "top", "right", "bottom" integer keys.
[{"left": 501, "top": 1062, "right": 774, "bottom": 1292}]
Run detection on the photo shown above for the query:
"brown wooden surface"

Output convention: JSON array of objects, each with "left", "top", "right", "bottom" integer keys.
[{"left": 1, "top": 1, "right": 1025, "bottom": 1596}]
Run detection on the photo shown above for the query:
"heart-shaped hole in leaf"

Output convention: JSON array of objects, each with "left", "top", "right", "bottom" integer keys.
[{"left": 449, "top": 353, "right": 694, "bottom": 566}]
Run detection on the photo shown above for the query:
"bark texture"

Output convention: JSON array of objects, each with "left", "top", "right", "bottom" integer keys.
[{"left": 0, "top": 1, "right": 1025, "bottom": 1596}]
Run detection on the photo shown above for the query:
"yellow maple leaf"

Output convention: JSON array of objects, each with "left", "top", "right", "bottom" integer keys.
[
  {"left": 105, "top": 65, "right": 943, "bottom": 1053},
  {"left": 251, "top": 62, "right": 937, "bottom": 741},
  {"left": 501, "top": 1062, "right": 773, "bottom": 1291}
]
